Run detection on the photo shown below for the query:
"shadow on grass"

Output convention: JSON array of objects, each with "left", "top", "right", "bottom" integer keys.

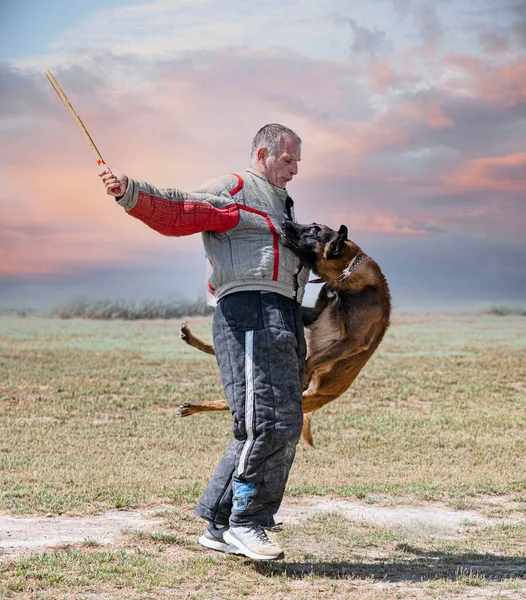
[{"left": 253, "top": 548, "right": 526, "bottom": 583}]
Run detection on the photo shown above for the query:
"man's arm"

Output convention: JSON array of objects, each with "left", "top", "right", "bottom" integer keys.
[{"left": 99, "top": 167, "right": 240, "bottom": 237}]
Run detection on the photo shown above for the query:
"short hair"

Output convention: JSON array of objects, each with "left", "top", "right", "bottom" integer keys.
[{"left": 250, "top": 123, "right": 302, "bottom": 163}]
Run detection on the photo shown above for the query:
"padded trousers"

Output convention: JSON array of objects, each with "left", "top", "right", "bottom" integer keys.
[{"left": 195, "top": 291, "right": 306, "bottom": 527}]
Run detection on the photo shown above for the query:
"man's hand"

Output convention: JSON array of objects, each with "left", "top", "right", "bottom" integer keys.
[{"left": 98, "top": 167, "right": 128, "bottom": 198}]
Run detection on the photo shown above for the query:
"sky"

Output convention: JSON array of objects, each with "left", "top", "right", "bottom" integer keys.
[{"left": 1, "top": 0, "right": 525, "bottom": 312}]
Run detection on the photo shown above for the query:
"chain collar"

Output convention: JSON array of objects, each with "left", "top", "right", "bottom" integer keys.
[
  {"left": 339, "top": 253, "right": 367, "bottom": 280},
  {"left": 309, "top": 253, "right": 368, "bottom": 284}
]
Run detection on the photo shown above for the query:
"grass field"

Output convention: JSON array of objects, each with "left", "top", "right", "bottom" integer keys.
[{"left": 0, "top": 312, "right": 525, "bottom": 599}]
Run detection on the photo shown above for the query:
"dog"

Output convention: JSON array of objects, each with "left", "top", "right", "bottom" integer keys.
[{"left": 178, "top": 220, "right": 391, "bottom": 446}]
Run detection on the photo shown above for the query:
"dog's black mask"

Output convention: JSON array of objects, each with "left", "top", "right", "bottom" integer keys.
[{"left": 281, "top": 220, "right": 348, "bottom": 271}]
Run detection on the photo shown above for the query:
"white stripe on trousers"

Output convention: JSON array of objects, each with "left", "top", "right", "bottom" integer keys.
[{"left": 237, "top": 330, "right": 255, "bottom": 477}]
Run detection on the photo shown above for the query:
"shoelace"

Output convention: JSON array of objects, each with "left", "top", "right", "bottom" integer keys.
[
  {"left": 264, "top": 522, "right": 283, "bottom": 532},
  {"left": 251, "top": 526, "right": 274, "bottom": 543}
]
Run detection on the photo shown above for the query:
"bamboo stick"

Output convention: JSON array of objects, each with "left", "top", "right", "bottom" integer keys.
[{"left": 45, "top": 70, "right": 120, "bottom": 192}]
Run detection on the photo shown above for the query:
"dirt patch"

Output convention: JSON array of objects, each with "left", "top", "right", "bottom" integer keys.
[
  {"left": 278, "top": 498, "right": 514, "bottom": 537},
  {"left": 1, "top": 497, "right": 522, "bottom": 562},
  {"left": 0, "top": 508, "right": 165, "bottom": 560}
]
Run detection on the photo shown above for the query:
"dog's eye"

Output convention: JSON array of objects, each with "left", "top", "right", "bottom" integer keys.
[{"left": 306, "top": 227, "right": 318, "bottom": 236}]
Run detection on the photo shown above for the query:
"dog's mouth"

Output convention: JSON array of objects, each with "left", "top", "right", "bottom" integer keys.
[
  {"left": 280, "top": 220, "right": 300, "bottom": 249},
  {"left": 280, "top": 232, "right": 299, "bottom": 249},
  {"left": 281, "top": 220, "right": 322, "bottom": 273}
]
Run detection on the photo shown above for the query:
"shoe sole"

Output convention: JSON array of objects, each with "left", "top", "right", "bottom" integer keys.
[
  {"left": 223, "top": 530, "right": 284, "bottom": 561},
  {"left": 198, "top": 534, "right": 242, "bottom": 555}
]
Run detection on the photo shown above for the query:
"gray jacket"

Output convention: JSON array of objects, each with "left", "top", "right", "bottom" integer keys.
[{"left": 116, "top": 168, "right": 309, "bottom": 303}]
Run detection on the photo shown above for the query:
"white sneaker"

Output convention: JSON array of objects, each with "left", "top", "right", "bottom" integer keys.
[
  {"left": 198, "top": 523, "right": 242, "bottom": 555},
  {"left": 224, "top": 525, "right": 284, "bottom": 560}
]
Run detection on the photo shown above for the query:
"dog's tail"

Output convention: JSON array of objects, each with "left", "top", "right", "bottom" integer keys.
[{"left": 301, "top": 413, "right": 314, "bottom": 446}]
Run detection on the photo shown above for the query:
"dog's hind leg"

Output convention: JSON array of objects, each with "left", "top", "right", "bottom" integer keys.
[
  {"left": 300, "top": 376, "right": 339, "bottom": 446},
  {"left": 180, "top": 323, "right": 215, "bottom": 356},
  {"left": 300, "top": 393, "right": 339, "bottom": 446},
  {"left": 303, "top": 338, "right": 370, "bottom": 388},
  {"left": 301, "top": 412, "right": 314, "bottom": 446},
  {"left": 178, "top": 399, "right": 228, "bottom": 417},
  {"left": 178, "top": 324, "right": 228, "bottom": 417}
]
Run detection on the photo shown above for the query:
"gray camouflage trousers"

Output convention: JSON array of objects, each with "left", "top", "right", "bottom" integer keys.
[{"left": 195, "top": 291, "right": 306, "bottom": 527}]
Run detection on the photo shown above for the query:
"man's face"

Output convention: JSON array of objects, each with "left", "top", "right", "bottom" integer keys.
[{"left": 259, "top": 136, "right": 301, "bottom": 189}]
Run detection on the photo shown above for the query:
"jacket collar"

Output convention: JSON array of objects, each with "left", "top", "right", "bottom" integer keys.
[{"left": 246, "top": 168, "right": 288, "bottom": 200}]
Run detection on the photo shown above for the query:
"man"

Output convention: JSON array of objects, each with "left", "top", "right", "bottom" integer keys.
[{"left": 100, "top": 124, "right": 309, "bottom": 561}]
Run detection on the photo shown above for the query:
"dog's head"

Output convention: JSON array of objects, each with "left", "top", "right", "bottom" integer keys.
[
  {"left": 281, "top": 220, "right": 347, "bottom": 269},
  {"left": 281, "top": 220, "right": 362, "bottom": 283}
]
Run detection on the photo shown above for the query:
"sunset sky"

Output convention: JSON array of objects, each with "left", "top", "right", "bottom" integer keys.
[{"left": 1, "top": 0, "right": 525, "bottom": 311}]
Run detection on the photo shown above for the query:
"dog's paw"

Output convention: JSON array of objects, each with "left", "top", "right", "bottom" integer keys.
[
  {"left": 180, "top": 322, "right": 190, "bottom": 342},
  {"left": 177, "top": 402, "right": 194, "bottom": 417}
]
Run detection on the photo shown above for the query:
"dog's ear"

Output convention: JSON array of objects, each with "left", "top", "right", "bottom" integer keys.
[{"left": 327, "top": 225, "right": 348, "bottom": 258}]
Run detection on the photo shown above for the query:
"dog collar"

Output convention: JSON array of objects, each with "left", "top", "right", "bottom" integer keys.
[
  {"left": 341, "top": 253, "right": 367, "bottom": 279},
  {"left": 309, "top": 253, "right": 368, "bottom": 284}
]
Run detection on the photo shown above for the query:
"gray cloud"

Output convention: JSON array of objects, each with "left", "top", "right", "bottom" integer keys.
[
  {"left": 367, "top": 87, "right": 526, "bottom": 161},
  {"left": 391, "top": 0, "right": 412, "bottom": 17},
  {"left": 343, "top": 18, "right": 392, "bottom": 57},
  {"left": 378, "top": 235, "right": 526, "bottom": 311},
  {"left": 513, "top": 20, "right": 526, "bottom": 48},
  {"left": 476, "top": 13, "right": 526, "bottom": 53},
  {"left": 413, "top": 3, "right": 444, "bottom": 50},
  {"left": 0, "top": 63, "right": 55, "bottom": 118},
  {"left": 510, "top": 1, "right": 526, "bottom": 19},
  {"left": 478, "top": 29, "right": 512, "bottom": 53},
  {"left": 154, "top": 49, "right": 375, "bottom": 126}
]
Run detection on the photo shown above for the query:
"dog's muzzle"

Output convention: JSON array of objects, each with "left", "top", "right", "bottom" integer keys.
[{"left": 281, "top": 220, "right": 299, "bottom": 247}]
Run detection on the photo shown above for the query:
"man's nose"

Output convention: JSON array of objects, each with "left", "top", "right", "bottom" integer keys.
[{"left": 290, "top": 162, "right": 298, "bottom": 175}]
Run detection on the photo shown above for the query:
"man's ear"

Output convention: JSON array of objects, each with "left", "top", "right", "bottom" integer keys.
[
  {"left": 257, "top": 147, "right": 267, "bottom": 161},
  {"left": 327, "top": 225, "right": 348, "bottom": 258}
]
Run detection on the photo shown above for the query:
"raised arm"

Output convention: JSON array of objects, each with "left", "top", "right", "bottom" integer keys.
[{"left": 99, "top": 167, "right": 240, "bottom": 237}]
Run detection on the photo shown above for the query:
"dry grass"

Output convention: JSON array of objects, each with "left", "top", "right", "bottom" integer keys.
[{"left": 0, "top": 312, "right": 525, "bottom": 598}]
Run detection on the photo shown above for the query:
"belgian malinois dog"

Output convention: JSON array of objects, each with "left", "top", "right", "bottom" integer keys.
[{"left": 178, "top": 221, "right": 391, "bottom": 445}]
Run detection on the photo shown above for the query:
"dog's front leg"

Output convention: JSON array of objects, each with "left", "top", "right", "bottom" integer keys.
[{"left": 301, "top": 284, "right": 335, "bottom": 326}]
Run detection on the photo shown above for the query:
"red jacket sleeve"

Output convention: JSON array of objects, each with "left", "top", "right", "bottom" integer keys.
[
  {"left": 129, "top": 191, "right": 240, "bottom": 236},
  {"left": 118, "top": 176, "right": 241, "bottom": 236}
]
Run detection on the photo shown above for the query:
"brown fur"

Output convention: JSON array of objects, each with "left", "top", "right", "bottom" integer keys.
[{"left": 177, "top": 221, "right": 391, "bottom": 446}]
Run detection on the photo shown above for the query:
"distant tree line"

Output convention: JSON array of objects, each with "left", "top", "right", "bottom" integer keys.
[
  {"left": 47, "top": 297, "right": 214, "bottom": 320},
  {"left": 486, "top": 306, "right": 526, "bottom": 317},
  {"left": 1, "top": 303, "right": 525, "bottom": 320}
]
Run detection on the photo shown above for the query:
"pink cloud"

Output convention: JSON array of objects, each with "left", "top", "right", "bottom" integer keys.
[
  {"left": 401, "top": 99, "right": 454, "bottom": 129},
  {"left": 460, "top": 204, "right": 501, "bottom": 217},
  {"left": 0, "top": 156, "right": 202, "bottom": 278},
  {"left": 443, "top": 55, "right": 526, "bottom": 107},
  {"left": 366, "top": 215, "right": 439, "bottom": 235},
  {"left": 330, "top": 212, "right": 441, "bottom": 236},
  {"left": 368, "top": 57, "right": 422, "bottom": 92},
  {"left": 444, "top": 153, "right": 526, "bottom": 193}
]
